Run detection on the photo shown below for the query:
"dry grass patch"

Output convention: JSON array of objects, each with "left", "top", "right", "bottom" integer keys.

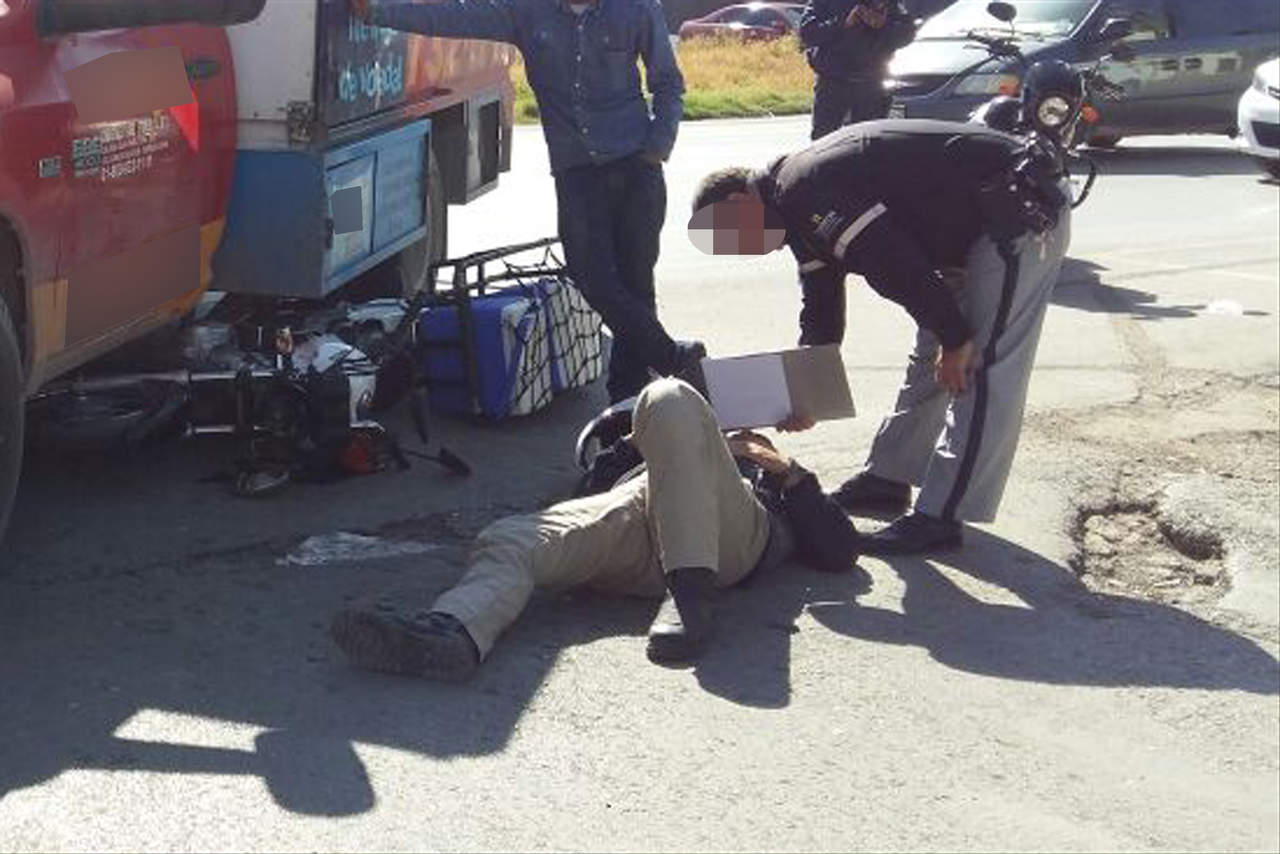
[{"left": 511, "top": 35, "right": 814, "bottom": 123}]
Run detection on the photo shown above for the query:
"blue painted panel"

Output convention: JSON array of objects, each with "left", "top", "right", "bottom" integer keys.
[
  {"left": 372, "top": 132, "right": 426, "bottom": 252},
  {"left": 215, "top": 118, "right": 432, "bottom": 299},
  {"left": 324, "top": 155, "right": 375, "bottom": 276},
  {"left": 213, "top": 150, "right": 327, "bottom": 298}
]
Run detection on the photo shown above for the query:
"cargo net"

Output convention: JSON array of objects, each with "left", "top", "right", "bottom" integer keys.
[
  {"left": 422, "top": 238, "right": 603, "bottom": 420},
  {"left": 501, "top": 245, "right": 604, "bottom": 396}
]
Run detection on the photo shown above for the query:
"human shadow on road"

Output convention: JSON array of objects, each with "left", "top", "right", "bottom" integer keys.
[
  {"left": 809, "top": 527, "right": 1279, "bottom": 694},
  {"left": 0, "top": 525, "right": 657, "bottom": 818},
  {"left": 1052, "top": 257, "right": 1270, "bottom": 320},
  {"left": 1084, "top": 145, "right": 1259, "bottom": 178},
  {"left": 689, "top": 561, "right": 873, "bottom": 709}
]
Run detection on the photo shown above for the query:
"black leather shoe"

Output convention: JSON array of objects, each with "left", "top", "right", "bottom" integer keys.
[
  {"left": 647, "top": 566, "right": 716, "bottom": 663},
  {"left": 862, "top": 511, "right": 963, "bottom": 556},
  {"left": 330, "top": 608, "right": 480, "bottom": 682},
  {"left": 831, "top": 471, "right": 911, "bottom": 515}
]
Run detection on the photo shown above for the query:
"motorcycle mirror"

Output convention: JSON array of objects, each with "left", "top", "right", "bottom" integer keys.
[
  {"left": 1096, "top": 17, "right": 1133, "bottom": 43},
  {"left": 986, "top": 2, "right": 1017, "bottom": 23}
]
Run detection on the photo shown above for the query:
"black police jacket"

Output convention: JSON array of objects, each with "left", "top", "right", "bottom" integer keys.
[
  {"left": 798, "top": 0, "right": 915, "bottom": 81},
  {"left": 756, "top": 119, "right": 1033, "bottom": 350}
]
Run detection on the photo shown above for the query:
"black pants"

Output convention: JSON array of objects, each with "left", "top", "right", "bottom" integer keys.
[
  {"left": 811, "top": 76, "right": 890, "bottom": 141},
  {"left": 555, "top": 154, "right": 675, "bottom": 402}
]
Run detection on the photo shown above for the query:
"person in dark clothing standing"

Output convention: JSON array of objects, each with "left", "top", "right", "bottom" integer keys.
[
  {"left": 352, "top": 0, "right": 701, "bottom": 402},
  {"left": 690, "top": 119, "right": 1072, "bottom": 554},
  {"left": 330, "top": 378, "right": 864, "bottom": 679},
  {"left": 799, "top": 0, "right": 916, "bottom": 140}
]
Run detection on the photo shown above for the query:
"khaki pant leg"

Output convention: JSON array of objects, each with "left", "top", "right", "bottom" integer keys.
[
  {"left": 432, "top": 477, "right": 659, "bottom": 659},
  {"left": 629, "top": 378, "right": 770, "bottom": 587}
]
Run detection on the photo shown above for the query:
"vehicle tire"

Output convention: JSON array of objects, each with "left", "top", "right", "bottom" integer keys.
[
  {"left": 346, "top": 151, "right": 447, "bottom": 300},
  {"left": 1086, "top": 134, "right": 1122, "bottom": 149},
  {"left": 1255, "top": 157, "right": 1280, "bottom": 181},
  {"left": 0, "top": 297, "right": 24, "bottom": 546}
]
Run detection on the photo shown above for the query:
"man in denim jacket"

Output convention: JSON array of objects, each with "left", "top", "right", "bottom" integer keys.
[{"left": 353, "top": 0, "right": 697, "bottom": 402}]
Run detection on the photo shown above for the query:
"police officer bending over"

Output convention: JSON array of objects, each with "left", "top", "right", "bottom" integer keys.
[{"left": 690, "top": 118, "right": 1072, "bottom": 554}]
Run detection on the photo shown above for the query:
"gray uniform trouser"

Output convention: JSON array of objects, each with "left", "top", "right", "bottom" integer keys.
[
  {"left": 431, "top": 379, "right": 772, "bottom": 659},
  {"left": 865, "top": 208, "right": 1071, "bottom": 523}
]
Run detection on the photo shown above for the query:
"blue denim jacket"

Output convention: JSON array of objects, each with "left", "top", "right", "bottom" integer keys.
[{"left": 370, "top": 0, "right": 684, "bottom": 174}]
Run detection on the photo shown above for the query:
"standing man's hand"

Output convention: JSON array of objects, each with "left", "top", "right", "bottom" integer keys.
[
  {"left": 846, "top": 2, "right": 888, "bottom": 29},
  {"left": 935, "top": 339, "right": 975, "bottom": 395},
  {"left": 350, "top": 0, "right": 373, "bottom": 22}
]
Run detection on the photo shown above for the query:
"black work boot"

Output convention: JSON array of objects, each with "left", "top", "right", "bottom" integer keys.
[
  {"left": 862, "top": 511, "right": 963, "bottom": 556},
  {"left": 330, "top": 607, "right": 480, "bottom": 682},
  {"left": 831, "top": 470, "right": 912, "bottom": 516},
  {"left": 647, "top": 567, "right": 716, "bottom": 663}
]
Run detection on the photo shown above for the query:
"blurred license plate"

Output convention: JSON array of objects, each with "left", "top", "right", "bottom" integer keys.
[{"left": 888, "top": 101, "right": 906, "bottom": 119}]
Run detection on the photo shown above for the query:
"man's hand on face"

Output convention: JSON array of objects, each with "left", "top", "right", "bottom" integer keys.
[
  {"left": 350, "top": 0, "right": 373, "bottom": 22},
  {"left": 935, "top": 339, "right": 975, "bottom": 395},
  {"left": 726, "top": 431, "right": 792, "bottom": 475}
]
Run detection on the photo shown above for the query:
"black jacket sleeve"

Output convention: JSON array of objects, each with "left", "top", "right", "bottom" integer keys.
[
  {"left": 796, "top": 202, "right": 973, "bottom": 350},
  {"left": 799, "top": 0, "right": 849, "bottom": 48},
  {"left": 777, "top": 471, "right": 863, "bottom": 573},
  {"left": 876, "top": 3, "right": 917, "bottom": 51}
]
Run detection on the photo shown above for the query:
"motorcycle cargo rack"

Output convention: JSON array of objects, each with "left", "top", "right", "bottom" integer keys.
[{"left": 412, "top": 237, "right": 603, "bottom": 420}]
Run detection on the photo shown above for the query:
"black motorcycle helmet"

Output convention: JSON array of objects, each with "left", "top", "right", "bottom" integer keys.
[
  {"left": 1019, "top": 59, "right": 1085, "bottom": 143},
  {"left": 971, "top": 94, "right": 1023, "bottom": 133}
]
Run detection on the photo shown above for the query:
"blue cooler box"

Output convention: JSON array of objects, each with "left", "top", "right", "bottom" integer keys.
[{"left": 418, "top": 288, "right": 553, "bottom": 419}]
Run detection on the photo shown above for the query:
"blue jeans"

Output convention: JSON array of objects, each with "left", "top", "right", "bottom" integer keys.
[{"left": 555, "top": 154, "right": 675, "bottom": 402}]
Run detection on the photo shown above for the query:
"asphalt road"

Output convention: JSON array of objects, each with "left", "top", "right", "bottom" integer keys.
[{"left": 2, "top": 117, "right": 1277, "bottom": 852}]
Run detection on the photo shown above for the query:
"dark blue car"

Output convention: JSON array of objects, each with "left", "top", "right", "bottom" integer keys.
[{"left": 887, "top": 0, "right": 1280, "bottom": 146}]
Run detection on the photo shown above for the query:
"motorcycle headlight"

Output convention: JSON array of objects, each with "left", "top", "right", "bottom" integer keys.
[
  {"left": 1036, "top": 95, "right": 1072, "bottom": 127},
  {"left": 954, "top": 73, "right": 1022, "bottom": 97}
]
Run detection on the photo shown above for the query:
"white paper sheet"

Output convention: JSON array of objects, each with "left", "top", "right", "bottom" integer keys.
[{"left": 702, "top": 353, "right": 791, "bottom": 429}]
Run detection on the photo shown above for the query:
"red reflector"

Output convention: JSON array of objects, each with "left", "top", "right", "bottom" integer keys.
[{"left": 170, "top": 94, "right": 199, "bottom": 152}]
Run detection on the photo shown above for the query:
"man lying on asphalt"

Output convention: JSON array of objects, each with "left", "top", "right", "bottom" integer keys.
[
  {"left": 688, "top": 118, "right": 1072, "bottom": 555},
  {"left": 330, "top": 378, "right": 863, "bottom": 681}
]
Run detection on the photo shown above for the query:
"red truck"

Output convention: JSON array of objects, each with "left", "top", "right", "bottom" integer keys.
[{"left": 0, "top": 0, "right": 513, "bottom": 540}]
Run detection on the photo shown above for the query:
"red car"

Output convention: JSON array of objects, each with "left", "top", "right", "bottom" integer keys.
[{"left": 678, "top": 2, "right": 805, "bottom": 41}]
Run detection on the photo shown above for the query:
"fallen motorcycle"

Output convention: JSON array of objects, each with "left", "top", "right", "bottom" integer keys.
[{"left": 26, "top": 287, "right": 470, "bottom": 497}]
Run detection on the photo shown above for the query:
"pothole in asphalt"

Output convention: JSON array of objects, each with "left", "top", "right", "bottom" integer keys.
[{"left": 1070, "top": 500, "right": 1228, "bottom": 605}]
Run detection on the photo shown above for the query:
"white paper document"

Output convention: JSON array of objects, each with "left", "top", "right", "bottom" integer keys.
[
  {"left": 700, "top": 344, "right": 856, "bottom": 430},
  {"left": 702, "top": 353, "right": 792, "bottom": 431}
]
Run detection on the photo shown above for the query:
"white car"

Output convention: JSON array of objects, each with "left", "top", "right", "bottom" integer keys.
[{"left": 1238, "top": 58, "right": 1280, "bottom": 179}]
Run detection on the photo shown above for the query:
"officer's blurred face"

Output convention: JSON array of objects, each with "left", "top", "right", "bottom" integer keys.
[{"left": 686, "top": 193, "right": 787, "bottom": 256}]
